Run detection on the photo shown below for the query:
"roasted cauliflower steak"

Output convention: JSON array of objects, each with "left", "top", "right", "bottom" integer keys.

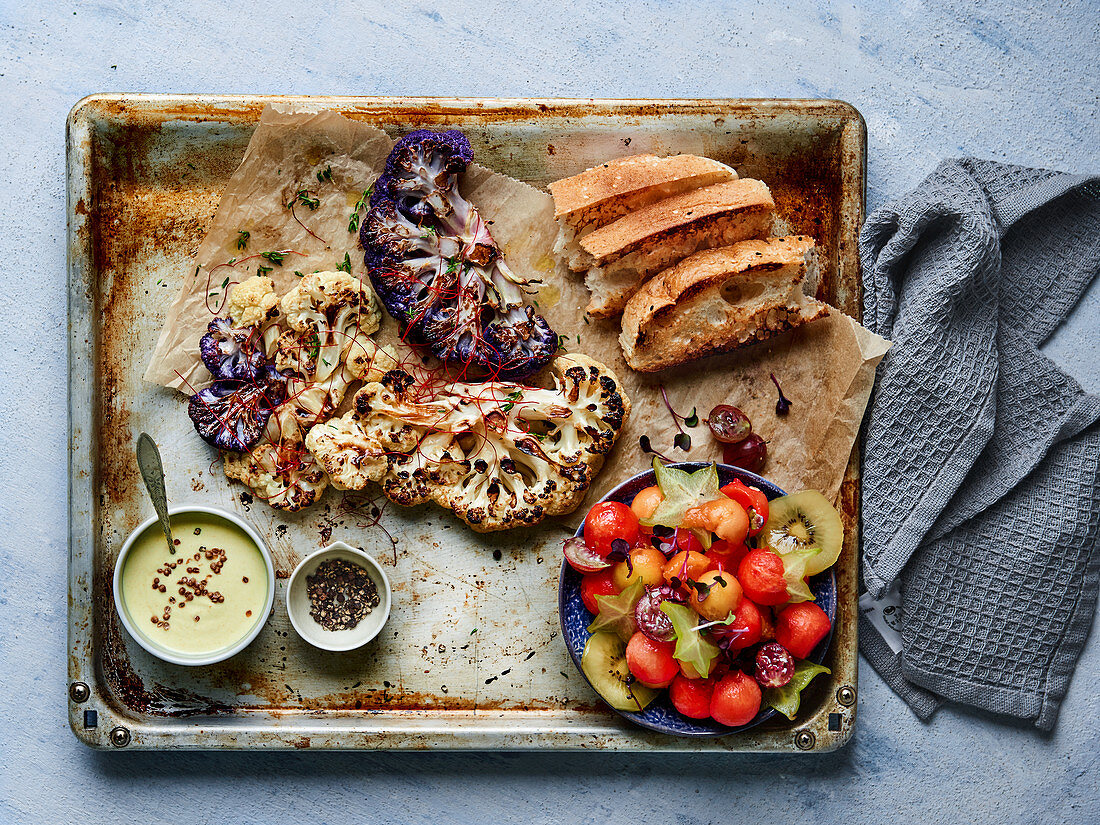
[
  {"left": 223, "top": 404, "right": 328, "bottom": 511},
  {"left": 273, "top": 270, "right": 382, "bottom": 428},
  {"left": 305, "top": 353, "right": 630, "bottom": 531}
]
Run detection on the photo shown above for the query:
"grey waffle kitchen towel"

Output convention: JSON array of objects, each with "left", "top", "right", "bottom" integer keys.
[{"left": 858, "top": 158, "right": 1100, "bottom": 730}]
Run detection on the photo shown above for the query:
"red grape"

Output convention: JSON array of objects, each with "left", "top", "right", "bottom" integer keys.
[
  {"left": 754, "top": 641, "right": 795, "bottom": 688},
  {"left": 634, "top": 585, "right": 678, "bottom": 642},
  {"left": 722, "top": 433, "right": 766, "bottom": 473},
  {"left": 707, "top": 405, "right": 751, "bottom": 444}
]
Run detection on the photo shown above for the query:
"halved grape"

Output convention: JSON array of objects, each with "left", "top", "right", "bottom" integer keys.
[
  {"left": 707, "top": 405, "right": 751, "bottom": 444},
  {"left": 635, "top": 585, "right": 679, "bottom": 643},
  {"left": 754, "top": 641, "right": 795, "bottom": 688},
  {"left": 722, "top": 432, "right": 767, "bottom": 473},
  {"left": 563, "top": 537, "right": 612, "bottom": 574}
]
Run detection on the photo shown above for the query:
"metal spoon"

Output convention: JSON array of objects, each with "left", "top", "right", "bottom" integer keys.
[{"left": 135, "top": 432, "right": 175, "bottom": 555}]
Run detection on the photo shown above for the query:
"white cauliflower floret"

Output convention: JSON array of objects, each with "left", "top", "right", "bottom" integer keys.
[
  {"left": 275, "top": 271, "right": 382, "bottom": 428},
  {"left": 305, "top": 353, "right": 630, "bottom": 531},
  {"left": 223, "top": 404, "right": 328, "bottom": 511},
  {"left": 304, "top": 409, "right": 419, "bottom": 492},
  {"left": 227, "top": 275, "right": 281, "bottom": 349}
]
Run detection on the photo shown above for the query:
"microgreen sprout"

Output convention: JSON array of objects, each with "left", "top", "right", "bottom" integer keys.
[
  {"left": 337, "top": 252, "right": 353, "bottom": 273},
  {"left": 236, "top": 230, "right": 250, "bottom": 250},
  {"left": 261, "top": 250, "right": 287, "bottom": 266},
  {"left": 639, "top": 435, "right": 675, "bottom": 463},
  {"left": 659, "top": 385, "right": 697, "bottom": 451},
  {"left": 694, "top": 613, "right": 739, "bottom": 632},
  {"left": 770, "top": 372, "right": 791, "bottom": 415}
]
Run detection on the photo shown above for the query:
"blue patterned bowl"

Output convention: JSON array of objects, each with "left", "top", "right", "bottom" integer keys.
[{"left": 559, "top": 462, "right": 836, "bottom": 737}]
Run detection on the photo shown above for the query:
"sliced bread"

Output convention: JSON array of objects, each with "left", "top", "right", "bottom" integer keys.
[
  {"left": 550, "top": 154, "right": 738, "bottom": 271},
  {"left": 576, "top": 179, "right": 776, "bottom": 318},
  {"left": 619, "top": 236, "right": 829, "bottom": 372}
]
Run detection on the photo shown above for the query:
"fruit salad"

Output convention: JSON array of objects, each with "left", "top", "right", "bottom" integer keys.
[{"left": 563, "top": 460, "right": 842, "bottom": 728}]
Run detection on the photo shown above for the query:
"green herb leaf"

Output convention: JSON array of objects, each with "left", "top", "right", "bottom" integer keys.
[
  {"left": 294, "top": 270, "right": 304, "bottom": 278},
  {"left": 660, "top": 601, "right": 721, "bottom": 678},
  {"left": 779, "top": 549, "right": 817, "bottom": 604},
  {"left": 336, "top": 252, "right": 352, "bottom": 273},
  {"left": 220, "top": 276, "right": 230, "bottom": 289},
  {"left": 348, "top": 186, "right": 373, "bottom": 232},
  {"left": 236, "top": 230, "right": 250, "bottom": 250},
  {"left": 673, "top": 432, "right": 692, "bottom": 452},
  {"left": 257, "top": 264, "right": 273, "bottom": 276},
  {"left": 288, "top": 189, "right": 320, "bottom": 211},
  {"left": 557, "top": 334, "right": 568, "bottom": 352},
  {"left": 587, "top": 579, "right": 644, "bottom": 642},
  {"left": 684, "top": 408, "right": 699, "bottom": 428},
  {"left": 261, "top": 251, "right": 286, "bottom": 265},
  {"left": 763, "top": 659, "right": 831, "bottom": 720},
  {"left": 644, "top": 459, "right": 724, "bottom": 542},
  {"left": 316, "top": 165, "right": 333, "bottom": 183}
]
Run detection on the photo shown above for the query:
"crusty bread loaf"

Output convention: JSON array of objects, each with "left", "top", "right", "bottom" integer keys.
[
  {"left": 550, "top": 154, "right": 738, "bottom": 271},
  {"left": 575, "top": 179, "right": 776, "bottom": 318},
  {"left": 619, "top": 236, "right": 829, "bottom": 372}
]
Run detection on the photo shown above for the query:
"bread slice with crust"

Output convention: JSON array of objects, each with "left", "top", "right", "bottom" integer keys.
[
  {"left": 573, "top": 179, "right": 776, "bottom": 318},
  {"left": 550, "top": 154, "right": 738, "bottom": 272},
  {"left": 619, "top": 236, "right": 829, "bottom": 372},
  {"left": 550, "top": 154, "right": 738, "bottom": 223}
]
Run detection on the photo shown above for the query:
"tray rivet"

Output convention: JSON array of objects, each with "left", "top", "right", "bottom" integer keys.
[
  {"left": 837, "top": 685, "right": 856, "bottom": 707},
  {"left": 794, "top": 730, "right": 816, "bottom": 750},
  {"left": 69, "top": 682, "right": 90, "bottom": 703},
  {"left": 109, "top": 726, "right": 131, "bottom": 748}
]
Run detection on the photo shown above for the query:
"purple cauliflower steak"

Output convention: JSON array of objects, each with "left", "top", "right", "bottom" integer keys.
[
  {"left": 199, "top": 317, "right": 264, "bottom": 380},
  {"left": 189, "top": 315, "right": 287, "bottom": 451},
  {"left": 361, "top": 129, "right": 557, "bottom": 381}
]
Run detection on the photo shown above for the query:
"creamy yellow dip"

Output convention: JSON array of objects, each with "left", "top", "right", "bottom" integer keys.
[{"left": 119, "top": 513, "right": 268, "bottom": 656}]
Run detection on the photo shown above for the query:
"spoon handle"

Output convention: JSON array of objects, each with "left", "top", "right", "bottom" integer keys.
[{"left": 135, "top": 432, "right": 174, "bottom": 553}]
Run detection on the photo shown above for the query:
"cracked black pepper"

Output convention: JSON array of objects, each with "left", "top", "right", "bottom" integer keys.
[{"left": 307, "top": 558, "right": 379, "bottom": 631}]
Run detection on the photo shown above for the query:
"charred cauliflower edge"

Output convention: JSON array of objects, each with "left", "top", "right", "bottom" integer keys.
[{"left": 305, "top": 352, "right": 631, "bottom": 532}]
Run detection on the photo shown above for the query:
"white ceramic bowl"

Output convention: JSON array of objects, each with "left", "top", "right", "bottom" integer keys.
[
  {"left": 286, "top": 541, "right": 392, "bottom": 652},
  {"left": 112, "top": 505, "right": 275, "bottom": 666}
]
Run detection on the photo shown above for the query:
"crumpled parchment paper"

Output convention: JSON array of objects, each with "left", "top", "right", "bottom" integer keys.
[{"left": 146, "top": 105, "right": 890, "bottom": 525}]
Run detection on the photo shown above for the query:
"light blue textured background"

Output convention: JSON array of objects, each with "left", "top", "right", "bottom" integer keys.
[{"left": 1, "top": 2, "right": 1098, "bottom": 823}]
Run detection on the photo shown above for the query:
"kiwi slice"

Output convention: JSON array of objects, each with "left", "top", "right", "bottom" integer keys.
[
  {"left": 761, "top": 490, "right": 843, "bottom": 576},
  {"left": 581, "top": 632, "right": 658, "bottom": 712}
]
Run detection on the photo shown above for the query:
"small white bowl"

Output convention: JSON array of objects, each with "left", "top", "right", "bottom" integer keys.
[
  {"left": 286, "top": 541, "right": 392, "bottom": 652},
  {"left": 112, "top": 505, "right": 275, "bottom": 667}
]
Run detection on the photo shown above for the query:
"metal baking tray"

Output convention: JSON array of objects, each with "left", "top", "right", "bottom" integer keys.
[{"left": 68, "top": 95, "right": 865, "bottom": 751}]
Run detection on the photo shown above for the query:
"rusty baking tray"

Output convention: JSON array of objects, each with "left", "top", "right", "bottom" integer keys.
[{"left": 68, "top": 95, "right": 865, "bottom": 750}]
